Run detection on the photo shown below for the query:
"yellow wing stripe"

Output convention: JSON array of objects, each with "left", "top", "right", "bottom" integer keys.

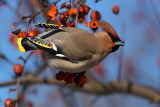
[
  {"left": 35, "top": 42, "right": 51, "bottom": 48},
  {"left": 17, "top": 38, "right": 26, "bottom": 52},
  {"left": 27, "top": 37, "right": 52, "bottom": 49},
  {"left": 46, "top": 24, "right": 58, "bottom": 26},
  {"left": 35, "top": 23, "right": 58, "bottom": 29}
]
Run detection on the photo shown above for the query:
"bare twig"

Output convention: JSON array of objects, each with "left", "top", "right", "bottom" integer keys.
[
  {"left": 149, "top": 0, "right": 160, "bottom": 25},
  {"left": 15, "top": 76, "right": 20, "bottom": 107},
  {"left": 0, "top": 53, "right": 14, "bottom": 65},
  {"left": 4, "top": 57, "right": 14, "bottom": 65},
  {"left": 77, "top": 1, "right": 92, "bottom": 10},
  {"left": 117, "top": 20, "right": 126, "bottom": 80},
  {"left": 14, "top": 0, "right": 61, "bottom": 28},
  {"left": 5, "top": 1, "right": 25, "bottom": 21},
  {"left": 75, "top": 0, "right": 79, "bottom": 28},
  {"left": 15, "top": 51, "right": 33, "bottom": 107},
  {"left": 37, "top": 0, "right": 58, "bottom": 24},
  {"left": 32, "top": 62, "right": 48, "bottom": 76},
  {"left": 1, "top": 77, "right": 160, "bottom": 103}
]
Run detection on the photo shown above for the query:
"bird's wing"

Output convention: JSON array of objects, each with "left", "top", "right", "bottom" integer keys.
[
  {"left": 35, "top": 27, "right": 98, "bottom": 62},
  {"left": 44, "top": 27, "right": 99, "bottom": 61},
  {"left": 35, "top": 23, "right": 59, "bottom": 29},
  {"left": 36, "top": 29, "right": 64, "bottom": 39},
  {"left": 26, "top": 36, "right": 70, "bottom": 60}
]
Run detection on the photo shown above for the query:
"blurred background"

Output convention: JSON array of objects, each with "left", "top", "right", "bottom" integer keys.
[{"left": 0, "top": 0, "right": 160, "bottom": 107}]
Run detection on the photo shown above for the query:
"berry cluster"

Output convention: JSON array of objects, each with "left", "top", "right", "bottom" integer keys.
[
  {"left": 18, "top": 30, "right": 37, "bottom": 38},
  {"left": 47, "top": 2, "right": 102, "bottom": 32},
  {"left": 56, "top": 71, "right": 87, "bottom": 88},
  {"left": 47, "top": 6, "right": 58, "bottom": 20}
]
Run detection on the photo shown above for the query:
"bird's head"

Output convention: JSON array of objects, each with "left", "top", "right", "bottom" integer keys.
[{"left": 98, "top": 20, "right": 125, "bottom": 52}]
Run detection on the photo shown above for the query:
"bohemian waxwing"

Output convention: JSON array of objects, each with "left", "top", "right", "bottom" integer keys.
[{"left": 17, "top": 20, "right": 124, "bottom": 73}]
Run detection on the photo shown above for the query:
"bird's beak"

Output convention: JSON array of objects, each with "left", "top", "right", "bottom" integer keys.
[{"left": 115, "top": 40, "right": 125, "bottom": 46}]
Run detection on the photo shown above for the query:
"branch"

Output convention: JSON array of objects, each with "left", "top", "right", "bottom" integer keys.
[
  {"left": 149, "top": 0, "right": 160, "bottom": 26},
  {"left": 15, "top": 77, "right": 20, "bottom": 107},
  {"left": 16, "top": 51, "right": 33, "bottom": 107},
  {"left": 75, "top": 0, "right": 78, "bottom": 28},
  {"left": 14, "top": 0, "right": 60, "bottom": 28},
  {"left": 117, "top": 20, "right": 126, "bottom": 80},
  {"left": 77, "top": 1, "right": 92, "bottom": 10},
  {"left": 1, "top": 75, "right": 160, "bottom": 103}
]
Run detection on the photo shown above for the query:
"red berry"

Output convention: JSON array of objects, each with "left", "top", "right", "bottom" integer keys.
[
  {"left": 58, "top": 22, "right": 63, "bottom": 27},
  {"left": 90, "top": 11, "right": 101, "bottom": 21},
  {"left": 4, "top": 98, "right": 14, "bottom": 107},
  {"left": 67, "top": 22, "right": 75, "bottom": 27},
  {"left": 75, "top": 75, "right": 86, "bottom": 88},
  {"left": 89, "top": 19, "right": 99, "bottom": 32},
  {"left": 47, "top": 6, "right": 58, "bottom": 20},
  {"left": 69, "top": 8, "right": 77, "bottom": 17},
  {"left": 112, "top": 5, "right": 119, "bottom": 14},
  {"left": 18, "top": 31, "right": 28, "bottom": 38},
  {"left": 13, "top": 64, "right": 23, "bottom": 76},
  {"left": 56, "top": 71, "right": 65, "bottom": 80},
  {"left": 27, "top": 102, "right": 33, "bottom": 107},
  {"left": 65, "top": 4, "right": 71, "bottom": 10},
  {"left": 28, "top": 30, "right": 37, "bottom": 37},
  {"left": 84, "top": 22, "right": 88, "bottom": 27},
  {"left": 59, "top": 12, "right": 69, "bottom": 25},
  {"left": 60, "top": 2, "right": 66, "bottom": 9},
  {"left": 79, "top": 5, "right": 90, "bottom": 15},
  {"left": 9, "top": 34, "right": 17, "bottom": 47},
  {"left": 78, "top": 16, "right": 85, "bottom": 23},
  {"left": 64, "top": 73, "right": 76, "bottom": 84},
  {"left": 12, "top": 25, "right": 15, "bottom": 30}
]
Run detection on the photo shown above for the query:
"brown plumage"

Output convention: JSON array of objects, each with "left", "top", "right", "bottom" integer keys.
[{"left": 17, "top": 20, "right": 124, "bottom": 73}]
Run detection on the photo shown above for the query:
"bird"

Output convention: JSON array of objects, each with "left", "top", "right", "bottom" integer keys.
[{"left": 17, "top": 20, "right": 124, "bottom": 73}]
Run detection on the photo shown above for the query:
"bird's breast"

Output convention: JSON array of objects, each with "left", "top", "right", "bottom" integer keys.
[{"left": 46, "top": 52, "right": 109, "bottom": 73}]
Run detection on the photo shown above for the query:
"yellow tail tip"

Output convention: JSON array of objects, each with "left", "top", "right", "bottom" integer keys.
[{"left": 17, "top": 38, "right": 26, "bottom": 52}]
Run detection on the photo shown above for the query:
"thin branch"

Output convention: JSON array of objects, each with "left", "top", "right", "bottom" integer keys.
[
  {"left": 117, "top": 20, "right": 126, "bottom": 80},
  {"left": 23, "top": 51, "right": 34, "bottom": 65},
  {"left": 14, "top": 0, "right": 61, "bottom": 27},
  {"left": 75, "top": 0, "right": 79, "bottom": 28},
  {"left": 4, "top": 57, "right": 14, "bottom": 65},
  {"left": 4, "top": 1, "right": 26, "bottom": 23},
  {"left": 37, "top": 0, "right": 58, "bottom": 24},
  {"left": 77, "top": 1, "right": 92, "bottom": 10},
  {"left": 149, "top": 0, "right": 160, "bottom": 26},
  {"left": 15, "top": 51, "right": 33, "bottom": 107},
  {"left": 117, "top": 49, "right": 123, "bottom": 80},
  {"left": 32, "top": 61, "right": 48, "bottom": 76},
  {"left": 0, "top": 53, "right": 14, "bottom": 65},
  {"left": 15, "top": 77, "right": 20, "bottom": 107},
  {"left": 1, "top": 77, "right": 160, "bottom": 103}
]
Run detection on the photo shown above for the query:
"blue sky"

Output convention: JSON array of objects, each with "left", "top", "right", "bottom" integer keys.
[{"left": 0, "top": 0, "right": 160, "bottom": 107}]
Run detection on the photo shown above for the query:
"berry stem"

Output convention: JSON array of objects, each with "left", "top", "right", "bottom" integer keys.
[
  {"left": 13, "top": 0, "right": 61, "bottom": 29},
  {"left": 15, "top": 51, "right": 33, "bottom": 106},
  {"left": 75, "top": 0, "right": 79, "bottom": 28},
  {"left": 15, "top": 76, "right": 20, "bottom": 107},
  {"left": 117, "top": 20, "right": 126, "bottom": 81}
]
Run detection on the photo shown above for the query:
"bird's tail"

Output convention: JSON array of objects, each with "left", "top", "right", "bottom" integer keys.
[
  {"left": 17, "top": 36, "right": 56, "bottom": 53},
  {"left": 17, "top": 38, "right": 26, "bottom": 52},
  {"left": 17, "top": 37, "right": 38, "bottom": 52}
]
